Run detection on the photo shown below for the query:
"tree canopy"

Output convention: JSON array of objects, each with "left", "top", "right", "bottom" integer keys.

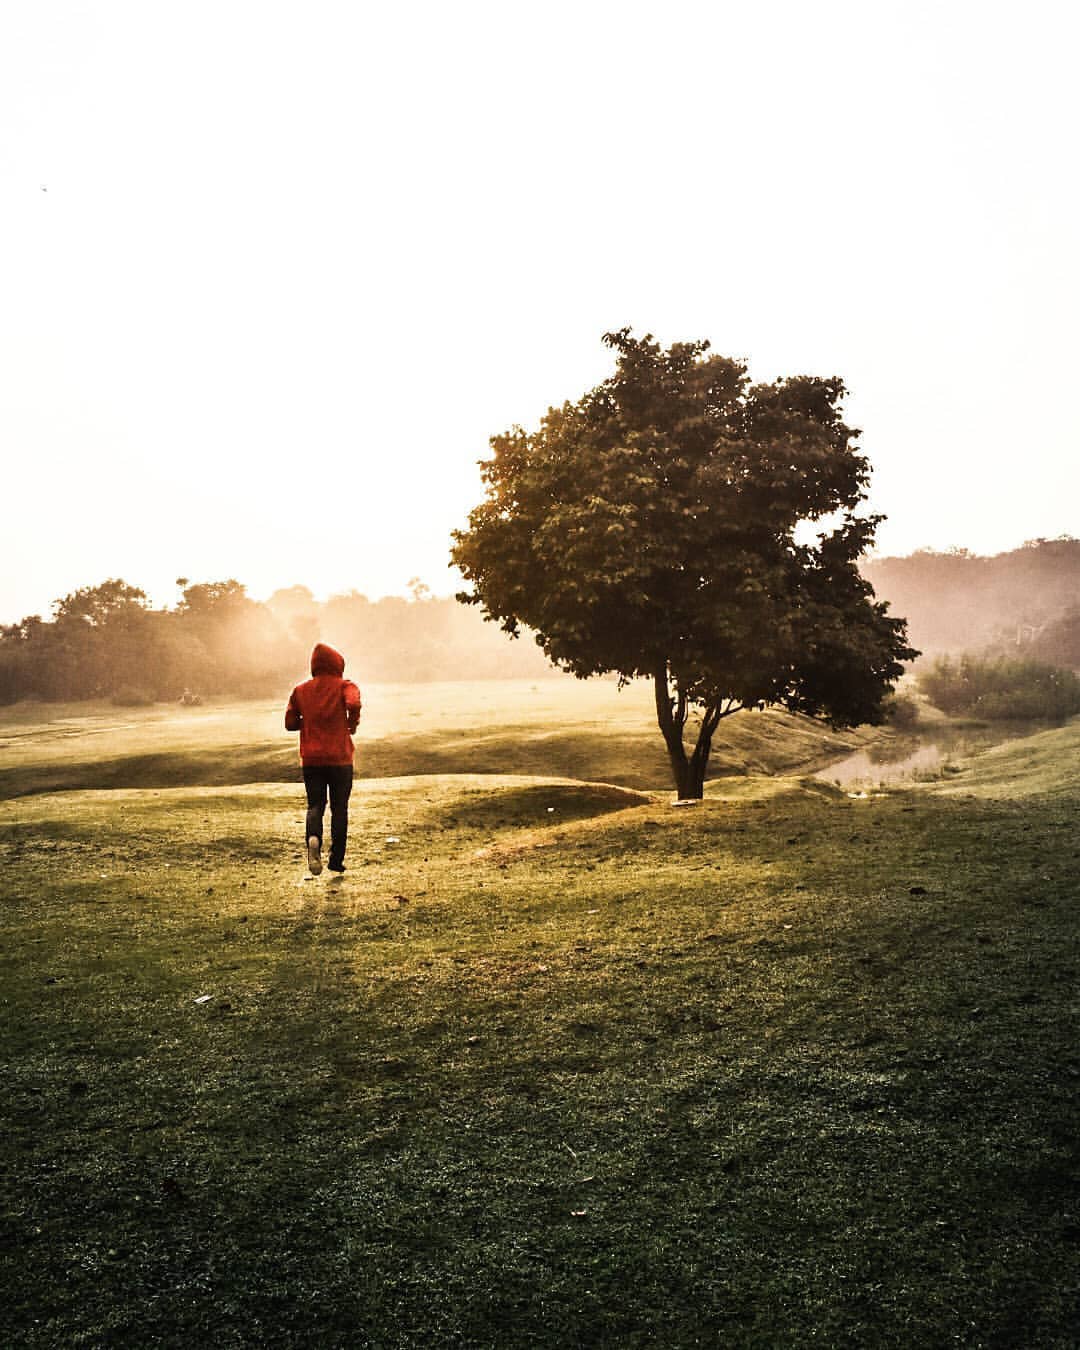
[{"left": 451, "top": 329, "right": 916, "bottom": 797}]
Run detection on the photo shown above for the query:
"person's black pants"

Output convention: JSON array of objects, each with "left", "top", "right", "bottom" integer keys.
[{"left": 303, "top": 765, "right": 353, "bottom": 869}]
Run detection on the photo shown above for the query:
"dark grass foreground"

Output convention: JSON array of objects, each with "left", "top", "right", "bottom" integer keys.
[{"left": 1, "top": 753, "right": 1078, "bottom": 1346}]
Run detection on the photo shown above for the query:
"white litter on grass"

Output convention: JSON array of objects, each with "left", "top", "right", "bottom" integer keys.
[
  {"left": 385, "top": 836, "right": 400, "bottom": 844},
  {"left": 547, "top": 807, "right": 556, "bottom": 813},
  {"left": 193, "top": 994, "right": 213, "bottom": 1004}
]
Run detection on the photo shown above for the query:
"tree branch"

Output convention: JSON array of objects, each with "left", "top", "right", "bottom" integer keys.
[{"left": 674, "top": 685, "right": 688, "bottom": 731}]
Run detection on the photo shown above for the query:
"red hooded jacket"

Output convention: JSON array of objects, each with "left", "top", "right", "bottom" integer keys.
[{"left": 285, "top": 644, "right": 362, "bottom": 766}]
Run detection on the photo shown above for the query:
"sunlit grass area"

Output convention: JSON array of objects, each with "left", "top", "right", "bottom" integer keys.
[
  {"left": 0, "top": 679, "right": 874, "bottom": 797},
  {"left": 1, "top": 697, "right": 1077, "bottom": 1346},
  {"left": 931, "top": 718, "right": 1080, "bottom": 799}
]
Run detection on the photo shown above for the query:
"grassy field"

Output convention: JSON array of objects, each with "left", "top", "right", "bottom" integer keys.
[
  {"left": 0, "top": 678, "right": 875, "bottom": 798},
  {"left": 1, "top": 684, "right": 1077, "bottom": 1347}
]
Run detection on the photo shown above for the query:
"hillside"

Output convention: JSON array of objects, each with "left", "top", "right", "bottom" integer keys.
[
  {"left": 863, "top": 536, "right": 1080, "bottom": 660},
  {"left": 0, "top": 680, "right": 875, "bottom": 800}
]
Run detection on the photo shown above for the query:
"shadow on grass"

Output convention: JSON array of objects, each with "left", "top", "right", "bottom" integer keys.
[
  {"left": 0, "top": 731, "right": 669, "bottom": 800},
  {"left": 359, "top": 729, "right": 671, "bottom": 792},
  {"left": 0, "top": 746, "right": 302, "bottom": 800},
  {"left": 428, "top": 781, "right": 653, "bottom": 831}
]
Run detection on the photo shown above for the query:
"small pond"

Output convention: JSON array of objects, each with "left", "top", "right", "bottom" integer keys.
[{"left": 814, "top": 723, "right": 1037, "bottom": 788}]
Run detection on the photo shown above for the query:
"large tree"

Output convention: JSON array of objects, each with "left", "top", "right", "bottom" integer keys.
[{"left": 451, "top": 329, "right": 916, "bottom": 798}]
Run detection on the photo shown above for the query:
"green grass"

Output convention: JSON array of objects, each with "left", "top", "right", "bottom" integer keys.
[
  {"left": 0, "top": 679, "right": 873, "bottom": 797},
  {"left": 931, "top": 718, "right": 1080, "bottom": 799},
  {"left": 1, "top": 691, "right": 1078, "bottom": 1346}
]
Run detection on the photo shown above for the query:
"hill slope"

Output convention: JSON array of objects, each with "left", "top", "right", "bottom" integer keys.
[
  {"left": 0, "top": 680, "right": 873, "bottom": 799},
  {"left": 930, "top": 718, "right": 1080, "bottom": 798}
]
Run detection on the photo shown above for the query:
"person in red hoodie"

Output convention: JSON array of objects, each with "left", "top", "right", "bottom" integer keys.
[{"left": 285, "top": 643, "right": 362, "bottom": 875}]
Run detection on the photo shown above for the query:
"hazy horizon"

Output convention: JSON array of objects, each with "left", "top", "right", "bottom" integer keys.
[
  {"left": 3, "top": 1, "right": 1077, "bottom": 625},
  {"left": 5, "top": 531, "right": 1079, "bottom": 629}
]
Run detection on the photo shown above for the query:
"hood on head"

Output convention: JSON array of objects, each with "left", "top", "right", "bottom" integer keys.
[{"left": 310, "top": 643, "right": 345, "bottom": 677}]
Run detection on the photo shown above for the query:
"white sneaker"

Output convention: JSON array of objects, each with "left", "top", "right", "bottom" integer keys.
[{"left": 307, "top": 836, "right": 323, "bottom": 875}]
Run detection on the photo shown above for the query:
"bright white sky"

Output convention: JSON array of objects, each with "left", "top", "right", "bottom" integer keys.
[{"left": 1, "top": 0, "right": 1077, "bottom": 623}]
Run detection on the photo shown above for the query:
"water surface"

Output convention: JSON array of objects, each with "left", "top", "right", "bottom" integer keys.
[{"left": 815, "top": 724, "right": 1035, "bottom": 788}]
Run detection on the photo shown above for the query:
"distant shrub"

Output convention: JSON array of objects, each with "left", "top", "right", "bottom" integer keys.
[
  {"left": 882, "top": 691, "right": 921, "bottom": 729},
  {"left": 918, "top": 656, "right": 1080, "bottom": 722},
  {"left": 111, "top": 686, "right": 156, "bottom": 707},
  {"left": 1030, "top": 605, "right": 1080, "bottom": 669}
]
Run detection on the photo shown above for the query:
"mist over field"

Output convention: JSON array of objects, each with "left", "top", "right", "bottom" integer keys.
[
  {"left": 2, "top": 537, "right": 1077, "bottom": 710},
  {"left": 0, "top": 579, "right": 554, "bottom": 706},
  {"left": 863, "top": 536, "right": 1080, "bottom": 662}
]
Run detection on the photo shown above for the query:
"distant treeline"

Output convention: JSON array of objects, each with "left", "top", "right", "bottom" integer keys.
[
  {"left": 862, "top": 537, "right": 1080, "bottom": 666},
  {"left": 0, "top": 579, "right": 553, "bottom": 704},
  {"left": 4, "top": 537, "right": 1078, "bottom": 705}
]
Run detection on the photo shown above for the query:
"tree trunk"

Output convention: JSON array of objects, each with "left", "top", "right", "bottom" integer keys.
[
  {"left": 685, "top": 702, "right": 722, "bottom": 799},
  {"left": 654, "top": 666, "right": 690, "bottom": 794},
  {"left": 654, "top": 665, "right": 730, "bottom": 799},
  {"left": 676, "top": 755, "right": 707, "bottom": 800}
]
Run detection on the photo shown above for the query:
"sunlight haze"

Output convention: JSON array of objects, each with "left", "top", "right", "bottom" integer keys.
[{"left": 1, "top": 0, "right": 1076, "bottom": 623}]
